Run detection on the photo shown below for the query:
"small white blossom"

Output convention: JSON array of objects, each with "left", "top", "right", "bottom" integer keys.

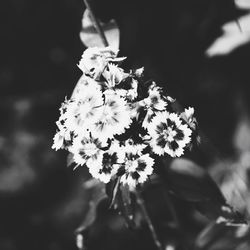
[
  {"left": 62, "top": 86, "right": 104, "bottom": 135},
  {"left": 70, "top": 135, "right": 104, "bottom": 166},
  {"left": 147, "top": 111, "right": 192, "bottom": 157},
  {"left": 78, "top": 47, "right": 125, "bottom": 80},
  {"left": 71, "top": 75, "right": 102, "bottom": 101},
  {"left": 52, "top": 131, "right": 65, "bottom": 151},
  {"left": 109, "top": 141, "right": 153, "bottom": 189},
  {"left": 102, "top": 64, "right": 128, "bottom": 88},
  {"left": 119, "top": 151, "right": 154, "bottom": 190},
  {"left": 116, "top": 78, "right": 138, "bottom": 101},
  {"left": 134, "top": 67, "right": 144, "bottom": 77},
  {"left": 126, "top": 78, "right": 138, "bottom": 100},
  {"left": 143, "top": 82, "right": 167, "bottom": 111},
  {"left": 142, "top": 109, "right": 155, "bottom": 129},
  {"left": 181, "top": 107, "right": 197, "bottom": 130},
  {"left": 88, "top": 150, "right": 120, "bottom": 183},
  {"left": 141, "top": 82, "right": 168, "bottom": 128},
  {"left": 90, "top": 91, "right": 132, "bottom": 142}
]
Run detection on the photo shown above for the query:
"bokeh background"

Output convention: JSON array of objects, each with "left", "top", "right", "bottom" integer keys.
[{"left": 1, "top": 0, "right": 250, "bottom": 249}]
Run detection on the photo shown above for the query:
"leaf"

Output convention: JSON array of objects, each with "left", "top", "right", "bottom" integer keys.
[
  {"left": 235, "top": 0, "right": 250, "bottom": 10},
  {"left": 195, "top": 221, "right": 249, "bottom": 250},
  {"left": 75, "top": 179, "right": 108, "bottom": 234},
  {"left": 106, "top": 179, "right": 135, "bottom": 229},
  {"left": 163, "top": 158, "right": 247, "bottom": 225},
  {"left": 80, "top": 9, "right": 120, "bottom": 49},
  {"left": 233, "top": 115, "right": 250, "bottom": 153},
  {"left": 206, "top": 13, "right": 250, "bottom": 57},
  {"left": 117, "top": 184, "right": 136, "bottom": 229},
  {"left": 163, "top": 158, "right": 224, "bottom": 202},
  {"left": 108, "top": 176, "right": 121, "bottom": 208}
]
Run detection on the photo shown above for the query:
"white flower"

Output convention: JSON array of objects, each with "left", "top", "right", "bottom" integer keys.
[
  {"left": 62, "top": 86, "right": 104, "bottom": 135},
  {"left": 181, "top": 107, "right": 197, "bottom": 130},
  {"left": 87, "top": 151, "right": 120, "bottom": 183},
  {"left": 90, "top": 91, "right": 132, "bottom": 142},
  {"left": 115, "top": 78, "right": 138, "bottom": 101},
  {"left": 134, "top": 67, "right": 144, "bottom": 77},
  {"left": 109, "top": 140, "right": 153, "bottom": 189},
  {"left": 52, "top": 130, "right": 67, "bottom": 151},
  {"left": 142, "top": 109, "right": 155, "bottom": 129},
  {"left": 71, "top": 75, "right": 102, "bottom": 101},
  {"left": 143, "top": 82, "right": 167, "bottom": 111},
  {"left": 70, "top": 135, "right": 104, "bottom": 166},
  {"left": 102, "top": 64, "right": 128, "bottom": 88},
  {"left": 140, "top": 82, "right": 168, "bottom": 129},
  {"left": 118, "top": 152, "right": 154, "bottom": 190},
  {"left": 59, "top": 98, "right": 72, "bottom": 116},
  {"left": 78, "top": 47, "right": 125, "bottom": 80},
  {"left": 116, "top": 140, "right": 147, "bottom": 159},
  {"left": 53, "top": 110, "right": 74, "bottom": 150},
  {"left": 147, "top": 111, "right": 192, "bottom": 157},
  {"left": 126, "top": 78, "right": 138, "bottom": 100},
  {"left": 184, "top": 107, "right": 194, "bottom": 121}
]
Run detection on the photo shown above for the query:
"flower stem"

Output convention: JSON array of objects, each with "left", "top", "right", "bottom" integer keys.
[
  {"left": 163, "top": 189, "right": 180, "bottom": 228},
  {"left": 83, "top": 0, "right": 109, "bottom": 47},
  {"left": 136, "top": 191, "right": 163, "bottom": 250}
]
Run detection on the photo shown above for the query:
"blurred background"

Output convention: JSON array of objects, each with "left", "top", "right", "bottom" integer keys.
[{"left": 1, "top": 0, "right": 250, "bottom": 249}]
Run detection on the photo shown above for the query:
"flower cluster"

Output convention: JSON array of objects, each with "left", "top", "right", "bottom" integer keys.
[{"left": 52, "top": 47, "right": 197, "bottom": 189}]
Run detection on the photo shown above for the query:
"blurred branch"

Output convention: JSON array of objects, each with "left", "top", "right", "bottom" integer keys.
[
  {"left": 163, "top": 189, "right": 180, "bottom": 228},
  {"left": 136, "top": 190, "right": 163, "bottom": 250},
  {"left": 83, "top": 0, "right": 109, "bottom": 47}
]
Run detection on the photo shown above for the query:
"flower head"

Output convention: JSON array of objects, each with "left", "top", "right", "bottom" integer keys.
[
  {"left": 71, "top": 75, "right": 102, "bottom": 100},
  {"left": 102, "top": 63, "right": 128, "bottom": 88},
  {"left": 143, "top": 82, "right": 167, "bottom": 111},
  {"left": 109, "top": 140, "right": 153, "bottom": 189},
  {"left": 118, "top": 151, "right": 154, "bottom": 190},
  {"left": 147, "top": 111, "right": 192, "bottom": 157},
  {"left": 70, "top": 135, "right": 104, "bottom": 166},
  {"left": 60, "top": 85, "right": 104, "bottom": 135},
  {"left": 78, "top": 47, "right": 125, "bottom": 80},
  {"left": 116, "top": 78, "right": 138, "bottom": 102},
  {"left": 141, "top": 82, "right": 168, "bottom": 128},
  {"left": 90, "top": 91, "right": 132, "bottom": 142},
  {"left": 53, "top": 48, "right": 198, "bottom": 189},
  {"left": 52, "top": 129, "right": 72, "bottom": 151},
  {"left": 181, "top": 107, "right": 197, "bottom": 130},
  {"left": 88, "top": 150, "right": 120, "bottom": 183}
]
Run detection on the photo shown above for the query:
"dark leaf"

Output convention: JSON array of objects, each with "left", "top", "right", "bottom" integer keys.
[
  {"left": 117, "top": 184, "right": 136, "bottom": 229},
  {"left": 108, "top": 177, "right": 121, "bottom": 208},
  {"left": 106, "top": 179, "right": 135, "bottom": 229},
  {"left": 163, "top": 158, "right": 225, "bottom": 202},
  {"left": 194, "top": 221, "right": 249, "bottom": 250},
  {"left": 75, "top": 179, "right": 107, "bottom": 233},
  {"left": 163, "top": 158, "right": 247, "bottom": 225},
  {"left": 196, "top": 200, "right": 247, "bottom": 226}
]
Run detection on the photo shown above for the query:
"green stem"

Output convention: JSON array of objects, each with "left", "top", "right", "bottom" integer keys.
[{"left": 83, "top": 0, "right": 109, "bottom": 47}]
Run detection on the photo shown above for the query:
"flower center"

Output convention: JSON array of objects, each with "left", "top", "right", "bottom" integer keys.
[
  {"left": 164, "top": 128, "right": 177, "bottom": 142},
  {"left": 82, "top": 142, "right": 99, "bottom": 157}
]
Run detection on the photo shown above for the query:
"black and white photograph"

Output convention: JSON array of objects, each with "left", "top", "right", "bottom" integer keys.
[{"left": 1, "top": 0, "right": 250, "bottom": 249}]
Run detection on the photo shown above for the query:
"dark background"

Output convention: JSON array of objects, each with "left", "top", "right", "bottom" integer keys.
[{"left": 0, "top": 0, "right": 250, "bottom": 249}]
